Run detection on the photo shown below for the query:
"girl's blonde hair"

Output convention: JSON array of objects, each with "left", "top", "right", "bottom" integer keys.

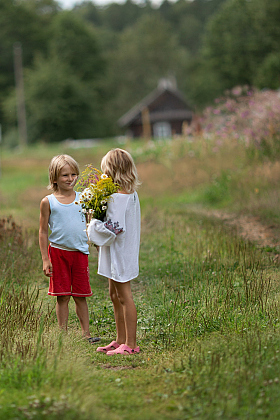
[
  {"left": 48, "top": 154, "right": 79, "bottom": 191},
  {"left": 101, "top": 148, "right": 140, "bottom": 194}
]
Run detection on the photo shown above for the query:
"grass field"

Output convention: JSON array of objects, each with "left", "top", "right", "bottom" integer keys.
[{"left": 0, "top": 137, "right": 280, "bottom": 419}]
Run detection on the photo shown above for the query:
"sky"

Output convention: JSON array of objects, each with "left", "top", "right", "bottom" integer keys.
[
  {"left": 58, "top": 0, "right": 163, "bottom": 8},
  {"left": 58, "top": 0, "right": 110, "bottom": 7}
]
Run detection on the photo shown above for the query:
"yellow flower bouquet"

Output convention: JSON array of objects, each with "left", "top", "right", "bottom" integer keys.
[{"left": 75, "top": 165, "right": 119, "bottom": 223}]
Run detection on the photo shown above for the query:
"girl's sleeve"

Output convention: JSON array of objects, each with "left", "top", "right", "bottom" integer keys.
[
  {"left": 87, "top": 219, "right": 116, "bottom": 246},
  {"left": 87, "top": 195, "right": 126, "bottom": 247}
]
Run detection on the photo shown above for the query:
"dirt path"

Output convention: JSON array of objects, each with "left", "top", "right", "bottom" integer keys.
[
  {"left": 200, "top": 209, "right": 280, "bottom": 248},
  {"left": 137, "top": 161, "right": 280, "bottom": 249}
]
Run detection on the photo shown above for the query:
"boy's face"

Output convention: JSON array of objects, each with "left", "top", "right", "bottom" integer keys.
[{"left": 55, "top": 164, "right": 78, "bottom": 192}]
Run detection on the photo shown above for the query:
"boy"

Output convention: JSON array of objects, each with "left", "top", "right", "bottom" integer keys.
[{"left": 39, "top": 154, "right": 100, "bottom": 343}]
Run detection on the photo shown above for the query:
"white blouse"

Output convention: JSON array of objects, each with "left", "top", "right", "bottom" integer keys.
[{"left": 87, "top": 192, "right": 141, "bottom": 283}]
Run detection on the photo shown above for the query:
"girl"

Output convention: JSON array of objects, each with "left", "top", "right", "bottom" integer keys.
[{"left": 87, "top": 148, "right": 141, "bottom": 355}]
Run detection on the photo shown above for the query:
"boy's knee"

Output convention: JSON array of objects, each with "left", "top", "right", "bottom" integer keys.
[
  {"left": 57, "top": 295, "right": 71, "bottom": 304},
  {"left": 73, "top": 296, "right": 86, "bottom": 305}
]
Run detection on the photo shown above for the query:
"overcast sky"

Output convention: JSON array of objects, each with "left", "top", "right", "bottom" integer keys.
[
  {"left": 58, "top": 0, "right": 112, "bottom": 7},
  {"left": 58, "top": 0, "right": 163, "bottom": 8}
]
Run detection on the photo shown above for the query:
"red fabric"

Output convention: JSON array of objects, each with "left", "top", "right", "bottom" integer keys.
[{"left": 48, "top": 246, "right": 92, "bottom": 297}]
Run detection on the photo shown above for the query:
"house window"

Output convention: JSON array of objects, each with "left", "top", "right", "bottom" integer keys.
[{"left": 153, "top": 122, "right": 172, "bottom": 138}]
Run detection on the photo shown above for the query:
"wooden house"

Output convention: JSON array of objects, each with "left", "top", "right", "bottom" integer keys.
[{"left": 118, "top": 79, "right": 193, "bottom": 138}]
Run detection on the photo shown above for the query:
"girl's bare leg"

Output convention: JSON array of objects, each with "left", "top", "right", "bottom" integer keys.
[
  {"left": 109, "top": 279, "right": 126, "bottom": 344},
  {"left": 56, "top": 295, "right": 71, "bottom": 330},
  {"left": 112, "top": 280, "right": 137, "bottom": 349},
  {"left": 73, "top": 296, "right": 91, "bottom": 338}
]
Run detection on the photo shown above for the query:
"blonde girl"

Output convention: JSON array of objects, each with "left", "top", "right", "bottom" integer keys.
[{"left": 87, "top": 148, "right": 141, "bottom": 355}]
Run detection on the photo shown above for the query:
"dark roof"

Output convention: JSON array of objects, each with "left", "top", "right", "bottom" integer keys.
[{"left": 118, "top": 85, "right": 192, "bottom": 127}]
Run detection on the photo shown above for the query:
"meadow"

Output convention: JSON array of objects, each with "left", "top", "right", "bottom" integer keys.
[{"left": 1, "top": 119, "right": 280, "bottom": 418}]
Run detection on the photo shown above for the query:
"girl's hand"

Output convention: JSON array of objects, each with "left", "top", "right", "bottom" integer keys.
[{"left": 43, "top": 260, "right": 53, "bottom": 277}]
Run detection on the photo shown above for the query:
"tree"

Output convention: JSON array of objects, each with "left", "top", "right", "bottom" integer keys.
[
  {"left": 202, "top": 0, "right": 256, "bottom": 88},
  {"left": 254, "top": 52, "right": 280, "bottom": 89},
  {"left": 177, "top": 14, "right": 203, "bottom": 54},
  {"left": 251, "top": 0, "right": 280, "bottom": 89},
  {"left": 23, "top": 56, "right": 101, "bottom": 142},
  {"left": 49, "top": 11, "right": 104, "bottom": 82},
  {"left": 200, "top": 0, "right": 280, "bottom": 92},
  {"left": 159, "top": 0, "right": 227, "bottom": 55},
  {"left": 3, "top": 8, "right": 108, "bottom": 143},
  {"left": 0, "top": 0, "right": 56, "bottom": 126},
  {"left": 74, "top": 1, "right": 102, "bottom": 26},
  {"left": 105, "top": 14, "right": 190, "bottom": 123},
  {"left": 100, "top": 0, "right": 153, "bottom": 32}
]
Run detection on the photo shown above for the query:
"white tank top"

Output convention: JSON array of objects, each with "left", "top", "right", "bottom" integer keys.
[{"left": 48, "top": 192, "right": 89, "bottom": 254}]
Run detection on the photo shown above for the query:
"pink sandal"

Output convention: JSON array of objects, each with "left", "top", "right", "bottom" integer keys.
[
  {"left": 106, "top": 343, "right": 140, "bottom": 355},
  {"left": 96, "top": 341, "right": 120, "bottom": 353}
]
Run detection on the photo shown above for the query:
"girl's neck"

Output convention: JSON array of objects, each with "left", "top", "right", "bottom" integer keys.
[{"left": 118, "top": 190, "right": 131, "bottom": 194}]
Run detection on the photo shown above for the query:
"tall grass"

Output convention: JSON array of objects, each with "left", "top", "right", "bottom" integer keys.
[
  {"left": 0, "top": 217, "right": 52, "bottom": 372},
  {"left": 0, "top": 138, "right": 280, "bottom": 418},
  {"left": 0, "top": 218, "right": 95, "bottom": 419},
  {"left": 137, "top": 206, "right": 279, "bottom": 347},
  {"left": 75, "top": 202, "right": 280, "bottom": 419}
]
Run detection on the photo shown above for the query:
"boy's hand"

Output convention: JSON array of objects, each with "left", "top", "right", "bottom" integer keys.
[{"left": 43, "top": 260, "right": 53, "bottom": 277}]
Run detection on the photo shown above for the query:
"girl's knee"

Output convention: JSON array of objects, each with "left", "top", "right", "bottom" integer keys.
[
  {"left": 114, "top": 282, "right": 133, "bottom": 305},
  {"left": 117, "top": 295, "right": 126, "bottom": 306},
  {"left": 116, "top": 291, "right": 134, "bottom": 306},
  {"left": 109, "top": 280, "right": 134, "bottom": 306},
  {"left": 109, "top": 289, "right": 119, "bottom": 303}
]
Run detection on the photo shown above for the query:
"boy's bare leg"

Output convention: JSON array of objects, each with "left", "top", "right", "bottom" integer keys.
[
  {"left": 112, "top": 280, "right": 137, "bottom": 349},
  {"left": 109, "top": 279, "right": 126, "bottom": 345},
  {"left": 56, "top": 295, "right": 71, "bottom": 330},
  {"left": 73, "top": 296, "right": 91, "bottom": 338}
]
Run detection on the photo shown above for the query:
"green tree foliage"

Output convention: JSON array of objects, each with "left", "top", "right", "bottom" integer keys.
[
  {"left": 0, "top": 0, "right": 57, "bottom": 125},
  {"left": 74, "top": 1, "right": 102, "bottom": 26},
  {"left": 75, "top": 0, "right": 153, "bottom": 32},
  {"left": 104, "top": 14, "right": 190, "bottom": 121},
  {"left": 255, "top": 52, "right": 280, "bottom": 90},
  {"left": 24, "top": 56, "right": 100, "bottom": 142},
  {"left": 201, "top": 0, "right": 280, "bottom": 92},
  {"left": 76, "top": 0, "right": 228, "bottom": 54},
  {"left": 101, "top": 0, "right": 153, "bottom": 32},
  {"left": 2, "top": 7, "right": 107, "bottom": 143},
  {"left": 202, "top": 0, "right": 256, "bottom": 87},
  {"left": 251, "top": 0, "right": 280, "bottom": 88},
  {"left": 186, "top": 0, "right": 229, "bottom": 24},
  {"left": 183, "top": 57, "right": 223, "bottom": 109},
  {"left": 1, "top": 0, "right": 280, "bottom": 143},
  {"left": 158, "top": 0, "right": 224, "bottom": 54},
  {"left": 78, "top": 0, "right": 229, "bottom": 114},
  {"left": 49, "top": 11, "right": 104, "bottom": 82}
]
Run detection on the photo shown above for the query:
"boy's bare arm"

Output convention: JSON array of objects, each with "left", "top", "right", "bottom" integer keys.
[{"left": 39, "top": 197, "right": 52, "bottom": 277}]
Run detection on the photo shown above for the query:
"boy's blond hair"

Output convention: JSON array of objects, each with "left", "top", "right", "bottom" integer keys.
[
  {"left": 48, "top": 154, "right": 79, "bottom": 191},
  {"left": 101, "top": 148, "right": 140, "bottom": 194}
]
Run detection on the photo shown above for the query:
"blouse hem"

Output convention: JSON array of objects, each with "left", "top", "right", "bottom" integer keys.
[{"left": 97, "top": 270, "right": 139, "bottom": 283}]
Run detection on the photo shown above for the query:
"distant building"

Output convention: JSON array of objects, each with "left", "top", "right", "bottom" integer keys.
[{"left": 118, "top": 79, "right": 193, "bottom": 139}]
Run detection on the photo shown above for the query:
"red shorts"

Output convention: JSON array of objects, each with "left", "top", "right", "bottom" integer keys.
[{"left": 48, "top": 246, "right": 92, "bottom": 297}]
